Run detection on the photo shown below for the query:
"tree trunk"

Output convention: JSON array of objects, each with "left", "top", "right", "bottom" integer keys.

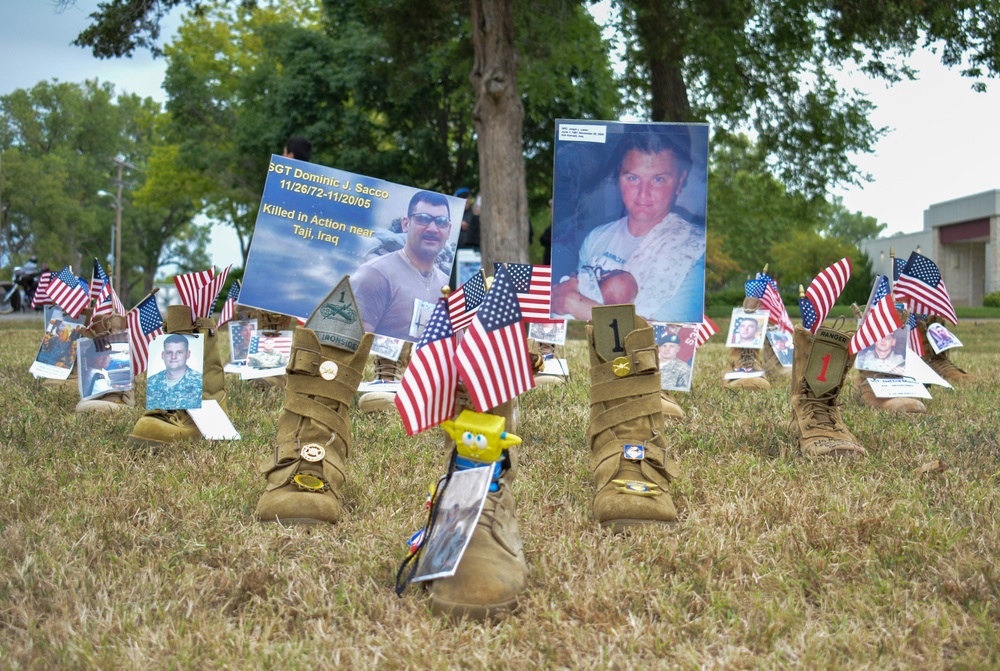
[
  {"left": 631, "top": 0, "right": 691, "bottom": 123},
  {"left": 469, "top": 0, "right": 530, "bottom": 268}
]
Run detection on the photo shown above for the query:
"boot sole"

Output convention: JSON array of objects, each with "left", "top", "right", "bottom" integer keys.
[
  {"left": 600, "top": 518, "right": 677, "bottom": 533},
  {"left": 127, "top": 433, "right": 170, "bottom": 447},
  {"left": 126, "top": 433, "right": 198, "bottom": 448},
  {"left": 429, "top": 594, "right": 519, "bottom": 621},
  {"left": 256, "top": 516, "right": 330, "bottom": 526}
]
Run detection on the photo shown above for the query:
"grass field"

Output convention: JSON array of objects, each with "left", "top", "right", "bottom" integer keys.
[{"left": 2, "top": 314, "right": 998, "bottom": 669}]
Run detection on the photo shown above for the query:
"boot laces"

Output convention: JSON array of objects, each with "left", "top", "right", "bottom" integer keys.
[
  {"left": 736, "top": 349, "right": 758, "bottom": 370},
  {"left": 258, "top": 311, "right": 289, "bottom": 331},
  {"left": 96, "top": 391, "right": 130, "bottom": 404},
  {"left": 146, "top": 408, "right": 192, "bottom": 424},
  {"left": 373, "top": 356, "right": 404, "bottom": 382},
  {"left": 798, "top": 382, "right": 843, "bottom": 430}
]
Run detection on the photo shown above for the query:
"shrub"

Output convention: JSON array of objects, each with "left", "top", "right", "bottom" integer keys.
[{"left": 984, "top": 291, "right": 1000, "bottom": 308}]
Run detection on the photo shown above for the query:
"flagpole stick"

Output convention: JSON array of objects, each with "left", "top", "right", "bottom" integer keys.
[{"left": 889, "top": 247, "right": 896, "bottom": 293}]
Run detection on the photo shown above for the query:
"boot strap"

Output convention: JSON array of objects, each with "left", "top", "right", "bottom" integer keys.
[
  {"left": 286, "top": 373, "right": 361, "bottom": 408},
  {"left": 260, "top": 450, "right": 346, "bottom": 495},
  {"left": 590, "top": 371, "right": 661, "bottom": 405},
  {"left": 589, "top": 393, "right": 662, "bottom": 437},
  {"left": 283, "top": 392, "right": 350, "bottom": 445},
  {"left": 592, "top": 346, "right": 659, "bottom": 385},
  {"left": 288, "top": 348, "right": 365, "bottom": 390},
  {"left": 590, "top": 439, "right": 680, "bottom": 490}
]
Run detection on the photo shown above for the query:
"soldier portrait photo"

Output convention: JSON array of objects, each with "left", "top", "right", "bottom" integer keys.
[
  {"left": 654, "top": 323, "right": 696, "bottom": 392},
  {"left": 145, "top": 333, "right": 204, "bottom": 411},
  {"left": 767, "top": 330, "right": 794, "bottom": 367},
  {"left": 229, "top": 319, "right": 257, "bottom": 363},
  {"left": 247, "top": 335, "right": 289, "bottom": 370},
  {"left": 727, "top": 311, "right": 768, "bottom": 349}
]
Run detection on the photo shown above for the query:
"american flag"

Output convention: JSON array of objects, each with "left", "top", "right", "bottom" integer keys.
[
  {"left": 248, "top": 333, "right": 293, "bottom": 357},
  {"left": 47, "top": 266, "right": 90, "bottom": 318},
  {"left": 850, "top": 276, "right": 903, "bottom": 354},
  {"left": 801, "top": 257, "right": 852, "bottom": 333},
  {"left": 197, "top": 264, "right": 232, "bottom": 320},
  {"left": 494, "top": 263, "right": 553, "bottom": 323},
  {"left": 218, "top": 280, "right": 241, "bottom": 326},
  {"left": 92, "top": 281, "right": 125, "bottom": 318},
  {"left": 694, "top": 315, "right": 720, "bottom": 348},
  {"left": 894, "top": 252, "right": 958, "bottom": 325},
  {"left": 455, "top": 264, "right": 534, "bottom": 412},
  {"left": 448, "top": 271, "right": 488, "bottom": 331},
  {"left": 395, "top": 299, "right": 458, "bottom": 435},
  {"left": 800, "top": 295, "right": 819, "bottom": 332},
  {"left": 30, "top": 271, "right": 54, "bottom": 309},
  {"left": 90, "top": 259, "right": 111, "bottom": 302},
  {"left": 746, "top": 274, "right": 793, "bottom": 335},
  {"left": 892, "top": 256, "right": 906, "bottom": 282},
  {"left": 174, "top": 268, "right": 214, "bottom": 318},
  {"left": 126, "top": 293, "right": 164, "bottom": 375},
  {"left": 907, "top": 313, "right": 924, "bottom": 357}
]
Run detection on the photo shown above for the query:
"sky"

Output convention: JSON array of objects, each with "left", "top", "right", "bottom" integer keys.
[{"left": 2, "top": 0, "right": 999, "bottom": 271}]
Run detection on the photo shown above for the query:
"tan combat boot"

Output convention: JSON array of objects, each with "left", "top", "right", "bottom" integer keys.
[
  {"left": 918, "top": 316, "right": 969, "bottom": 382},
  {"left": 238, "top": 307, "right": 294, "bottom": 389},
  {"left": 588, "top": 309, "right": 680, "bottom": 530},
  {"left": 761, "top": 333, "right": 792, "bottom": 380},
  {"left": 660, "top": 390, "right": 685, "bottom": 421},
  {"left": 255, "top": 279, "right": 373, "bottom": 524},
  {"left": 855, "top": 305, "right": 925, "bottom": 413},
  {"left": 723, "top": 297, "right": 771, "bottom": 391},
  {"left": 75, "top": 313, "right": 135, "bottom": 413},
  {"left": 788, "top": 324, "right": 867, "bottom": 457},
  {"left": 426, "top": 399, "right": 527, "bottom": 620},
  {"left": 127, "top": 305, "right": 227, "bottom": 446},
  {"left": 855, "top": 374, "right": 927, "bottom": 414},
  {"left": 531, "top": 340, "right": 567, "bottom": 385},
  {"left": 357, "top": 343, "right": 411, "bottom": 413}
]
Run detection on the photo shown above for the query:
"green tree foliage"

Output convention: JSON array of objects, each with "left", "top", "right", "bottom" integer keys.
[
  {"left": 128, "top": 132, "right": 209, "bottom": 298},
  {"left": 1, "top": 80, "right": 119, "bottom": 271},
  {"left": 613, "top": 0, "right": 1000, "bottom": 196},
  {"left": 65, "top": 0, "right": 618, "bottom": 267},
  {"left": 707, "top": 132, "right": 825, "bottom": 280},
  {"left": 161, "top": 3, "right": 325, "bottom": 262},
  {"left": 707, "top": 132, "right": 879, "bottom": 301},
  {"left": 0, "top": 79, "right": 207, "bottom": 305}
]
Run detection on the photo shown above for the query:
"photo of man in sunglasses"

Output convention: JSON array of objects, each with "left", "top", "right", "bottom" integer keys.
[{"left": 351, "top": 190, "right": 455, "bottom": 341}]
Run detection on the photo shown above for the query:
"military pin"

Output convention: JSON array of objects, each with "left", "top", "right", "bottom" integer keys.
[
  {"left": 300, "top": 443, "right": 326, "bottom": 462},
  {"left": 319, "top": 360, "right": 339, "bottom": 380},
  {"left": 612, "top": 479, "right": 661, "bottom": 496},
  {"left": 612, "top": 357, "right": 631, "bottom": 377},
  {"left": 623, "top": 444, "right": 645, "bottom": 461},
  {"left": 292, "top": 473, "right": 327, "bottom": 492}
]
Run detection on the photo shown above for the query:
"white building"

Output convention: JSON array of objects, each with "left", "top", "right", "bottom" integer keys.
[{"left": 860, "top": 189, "right": 999, "bottom": 306}]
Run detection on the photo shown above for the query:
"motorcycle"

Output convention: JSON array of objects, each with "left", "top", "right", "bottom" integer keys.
[{"left": 0, "top": 257, "right": 47, "bottom": 314}]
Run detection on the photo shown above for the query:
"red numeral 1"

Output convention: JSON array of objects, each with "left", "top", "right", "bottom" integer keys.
[{"left": 815, "top": 354, "right": 830, "bottom": 382}]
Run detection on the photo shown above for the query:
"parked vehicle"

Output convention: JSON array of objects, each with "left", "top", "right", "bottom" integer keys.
[{"left": 0, "top": 257, "right": 47, "bottom": 314}]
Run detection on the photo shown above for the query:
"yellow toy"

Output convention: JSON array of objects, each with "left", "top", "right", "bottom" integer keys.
[{"left": 440, "top": 409, "right": 521, "bottom": 464}]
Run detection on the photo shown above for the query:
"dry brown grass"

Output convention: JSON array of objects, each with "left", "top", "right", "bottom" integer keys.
[{"left": 1, "top": 315, "right": 999, "bottom": 669}]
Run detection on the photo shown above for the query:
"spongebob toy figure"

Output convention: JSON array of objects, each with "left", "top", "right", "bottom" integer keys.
[{"left": 440, "top": 410, "right": 520, "bottom": 490}]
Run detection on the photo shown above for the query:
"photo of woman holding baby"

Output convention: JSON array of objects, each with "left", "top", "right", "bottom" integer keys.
[{"left": 550, "top": 121, "right": 709, "bottom": 324}]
